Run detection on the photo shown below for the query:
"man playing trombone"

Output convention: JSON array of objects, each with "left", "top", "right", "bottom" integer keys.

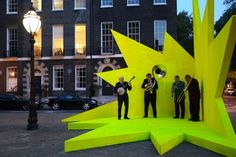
[
  {"left": 171, "top": 75, "right": 185, "bottom": 119},
  {"left": 142, "top": 73, "right": 158, "bottom": 118},
  {"left": 185, "top": 75, "right": 200, "bottom": 122}
]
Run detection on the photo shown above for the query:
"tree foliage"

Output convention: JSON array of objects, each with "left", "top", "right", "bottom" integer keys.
[
  {"left": 216, "top": 0, "right": 236, "bottom": 71},
  {"left": 177, "top": 11, "right": 194, "bottom": 56},
  {"left": 223, "top": 0, "right": 236, "bottom": 5},
  {"left": 215, "top": 2, "right": 236, "bottom": 34}
]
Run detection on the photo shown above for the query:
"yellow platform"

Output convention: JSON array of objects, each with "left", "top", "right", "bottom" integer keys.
[{"left": 62, "top": 0, "right": 236, "bottom": 156}]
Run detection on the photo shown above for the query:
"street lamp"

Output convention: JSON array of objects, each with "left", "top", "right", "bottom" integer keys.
[{"left": 23, "top": 3, "right": 41, "bottom": 130}]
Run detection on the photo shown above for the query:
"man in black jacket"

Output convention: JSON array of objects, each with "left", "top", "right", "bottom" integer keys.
[
  {"left": 185, "top": 75, "right": 200, "bottom": 122},
  {"left": 114, "top": 76, "right": 132, "bottom": 120},
  {"left": 141, "top": 73, "right": 158, "bottom": 118}
]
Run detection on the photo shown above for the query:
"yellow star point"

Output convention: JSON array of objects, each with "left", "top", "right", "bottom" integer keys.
[{"left": 62, "top": 0, "right": 236, "bottom": 156}]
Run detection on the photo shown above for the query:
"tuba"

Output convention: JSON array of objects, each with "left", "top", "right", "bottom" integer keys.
[
  {"left": 152, "top": 65, "right": 167, "bottom": 79},
  {"left": 145, "top": 79, "right": 156, "bottom": 94}
]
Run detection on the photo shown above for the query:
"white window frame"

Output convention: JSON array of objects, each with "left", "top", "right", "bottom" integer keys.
[
  {"left": 154, "top": 20, "right": 167, "bottom": 51},
  {"left": 52, "top": 25, "right": 64, "bottom": 56},
  {"left": 52, "top": 0, "right": 64, "bottom": 11},
  {"left": 101, "top": 22, "right": 114, "bottom": 55},
  {"left": 127, "top": 20, "right": 140, "bottom": 42},
  {"left": 53, "top": 65, "right": 64, "bottom": 91},
  {"left": 100, "top": 0, "right": 113, "bottom": 8},
  {"left": 6, "top": 0, "right": 18, "bottom": 14},
  {"left": 6, "top": 27, "right": 18, "bottom": 57},
  {"left": 6, "top": 67, "right": 17, "bottom": 92},
  {"left": 153, "top": 0, "right": 167, "bottom": 5},
  {"left": 74, "top": 0, "right": 86, "bottom": 10},
  {"left": 127, "top": 0, "right": 139, "bottom": 6},
  {"left": 75, "top": 65, "right": 86, "bottom": 91}
]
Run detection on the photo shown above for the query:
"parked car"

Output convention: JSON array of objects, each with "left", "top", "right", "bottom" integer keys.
[
  {"left": 224, "top": 88, "right": 236, "bottom": 96},
  {"left": 48, "top": 95, "right": 98, "bottom": 110},
  {"left": 0, "top": 94, "right": 29, "bottom": 110},
  {"left": 35, "top": 97, "right": 48, "bottom": 109}
]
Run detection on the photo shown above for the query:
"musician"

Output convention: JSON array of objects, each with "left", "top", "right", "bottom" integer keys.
[
  {"left": 114, "top": 76, "right": 132, "bottom": 120},
  {"left": 171, "top": 75, "right": 185, "bottom": 119},
  {"left": 185, "top": 75, "right": 200, "bottom": 122},
  {"left": 141, "top": 73, "right": 158, "bottom": 118}
]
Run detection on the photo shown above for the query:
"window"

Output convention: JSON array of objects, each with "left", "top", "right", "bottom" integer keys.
[
  {"left": 127, "top": 21, "right": 140, "bottom": 42},
  {"left": 75, "top": 24, "right": 86, "bottom": 55},
  {"left": 33, "top": 0, "right": 42, "bottom": 11},
  {"left": 7, "top": 27, "right": 18, "bottom": 57},
  {"left": 52, "top": 0, "right": 63, "bottom": 10},
  {"left": 7, "top": 0, "right": 18, "bottom": 14},
  {"left": 154, "top": 0, "right": 167, "bottom": 5},
  {"left": 52, "top": 25, "right": 63, "bottom": 56},
  {"left": 127, "top": 0, "right": 139, "bottom": 6},
  {"left": 75, "top": 66, "right": 86, "bottom": 90},
  {"left": 6, "top": 67, "right": 17, "bottom": 92},
  {"left": 101, "top": 0, "right": 113, "bottom": 8},
  {"left": 53, "top": 65, "right": 64, "bottom": 90},
  {"left": 154, "top": 20, "right": 167, "bottom": 51},
  {"left": 34, "top": 28, "right": 42, "bottom": 57},
  {"left": 101, "top": 22, "right": 113, "bottom": 54},
  {"left": 75, "top": 0, "right": 86, "bottom": 9}
]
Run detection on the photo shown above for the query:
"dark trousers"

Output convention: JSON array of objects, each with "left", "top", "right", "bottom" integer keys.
[
  {"left": 144, "top": 94, "right": 157, "bottom": 117},
  {"left": 190, "top": 100, "right": 200, "bottom": 120},
  {"left": 174, "top": 98, "right": 185, "bottom": 118},
  {"left": 118, "top": 94, "right": 129, "bottom": 119}
]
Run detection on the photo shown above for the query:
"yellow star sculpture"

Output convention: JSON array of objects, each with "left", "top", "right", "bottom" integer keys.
[{"left": 62, "top": 0, "right": 236, "bottom": 156}]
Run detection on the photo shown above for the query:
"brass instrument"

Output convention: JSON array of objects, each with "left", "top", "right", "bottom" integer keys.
[
  {"left": 152, "top": 65, "right": 167, "bottom": 79},
  {"left": 145, "top": 79, "right": 156, "bottom": 94},
  {"left": 176, "top": 75, "right": 194, "bottom": 104}
]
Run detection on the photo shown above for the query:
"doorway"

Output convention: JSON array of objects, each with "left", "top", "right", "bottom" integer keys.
[{"left": 102, "top": 66, "right": 113, "bottom": 96}]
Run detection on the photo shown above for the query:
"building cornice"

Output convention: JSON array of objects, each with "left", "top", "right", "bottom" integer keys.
[{"left": 0, "top": 54, "right": 123, "bottom": 62}]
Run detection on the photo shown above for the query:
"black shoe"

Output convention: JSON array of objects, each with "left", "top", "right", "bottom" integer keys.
[
  {"left": 124, "top": 117, "right": 130, "bottom": 120},
  {"left": 173, "top": 116, "right": 179, "bottom": 119},
  {"left": 192, "top": 119, "right": 200, "bottom": 122},
  {"left": 118, "top": 117, "right": 121, "bottom": 120},
  {"left": 188, "top": 118, "right": 193, "bottom": 121},
  {"left": 154, "top": 115, "right": 157, "bottom": 118},
  {"left": 143, "top": 116, "right": 148, "bottom": 118},
  {"left": 181, "top": 117, "right": 184, "bottom": 119}
]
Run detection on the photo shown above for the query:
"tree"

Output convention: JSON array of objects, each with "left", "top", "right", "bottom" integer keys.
[
  {"left": 177, "top": 11, "right": 194, "bottom": 56},
  {"left": 223, "top": 0, "right": 236, "bottom": 5},
  {"left": 215, "top": 1, "right": 236, "bottom": 71},
  {"left": 215, "top": 2, "right": 236, "bottom": 34}
]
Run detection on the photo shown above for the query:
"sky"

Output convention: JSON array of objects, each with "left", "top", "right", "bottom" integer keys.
[{"left": 177, "top": 0, "right": 227, "bottom": 22}]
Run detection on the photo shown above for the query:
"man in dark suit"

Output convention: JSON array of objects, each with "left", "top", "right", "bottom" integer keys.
[
  {"left": 114, "top": 76, "right": 132, "bottom": 120},
  {"left": 185, "top": 75, "right": 200, "bottom": 122},
  {"left": 141, "top": 73, "right": 158, "bottom": 118},
  {"left": 171, "top": 75, "right": 185, "bottom": 119}
]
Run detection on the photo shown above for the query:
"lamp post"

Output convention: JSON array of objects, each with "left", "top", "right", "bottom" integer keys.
[{"left": 23, "top": 3, "right": 41, "bottom": 130}]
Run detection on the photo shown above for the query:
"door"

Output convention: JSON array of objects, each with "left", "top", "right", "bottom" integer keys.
[
  {"left": 102, "top": 67, "right": 114, "bottom": 96},
  {"left": 35, "top": 76, "right": 42, "bottom": 97}
]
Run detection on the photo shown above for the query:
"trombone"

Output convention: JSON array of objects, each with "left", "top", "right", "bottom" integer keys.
[{"left": 176, "top": 75, "right": 194, "bottom": 104}]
